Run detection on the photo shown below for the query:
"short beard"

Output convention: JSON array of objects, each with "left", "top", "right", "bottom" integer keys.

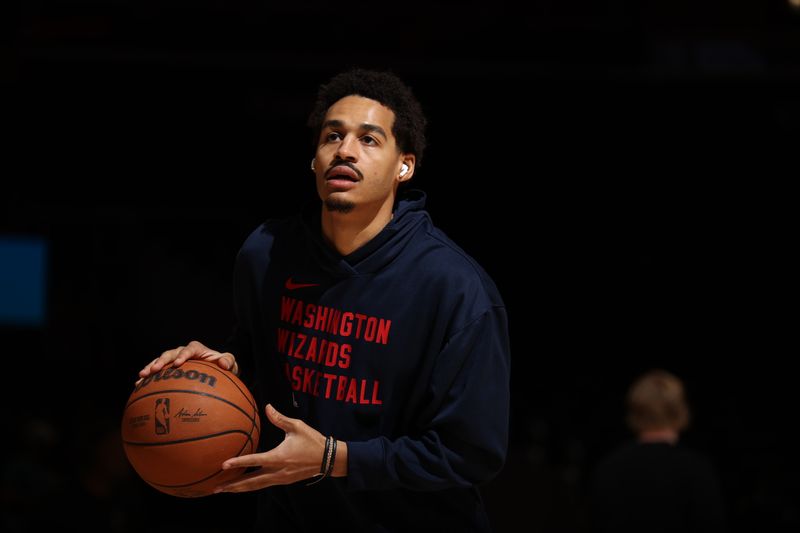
[{"left": 324, "top": 197, "right": 356, "bottom": 214}]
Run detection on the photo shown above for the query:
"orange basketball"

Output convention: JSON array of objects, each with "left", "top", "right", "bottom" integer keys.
[{"left": 121, "top": 360, "right": 260, "bottom": 497}]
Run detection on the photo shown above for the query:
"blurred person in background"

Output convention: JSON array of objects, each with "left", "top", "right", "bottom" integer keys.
[{"left": 590, "top": 369, "right": 725, "bottom": 533}]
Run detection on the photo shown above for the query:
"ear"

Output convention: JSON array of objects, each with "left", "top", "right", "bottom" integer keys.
[{"left": 397, "top": 155, "right": 416, "bottom": 183}]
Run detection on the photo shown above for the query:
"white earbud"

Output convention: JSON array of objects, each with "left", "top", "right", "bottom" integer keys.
[
  {"left": 310, "top": 158, "right": 316, "bottom": 171},
  {"left": 400, "top": 163, "right": 409, "bottom": 177}
]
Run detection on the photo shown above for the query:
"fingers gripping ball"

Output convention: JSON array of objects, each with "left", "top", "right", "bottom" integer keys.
[{"left": 121, "top": 360, "right": 260, "bottom": 497}]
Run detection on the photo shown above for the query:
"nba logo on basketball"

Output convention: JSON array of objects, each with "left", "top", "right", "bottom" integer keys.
[{"left": 155, "top": 398, "right": 170, "bottom": 435}]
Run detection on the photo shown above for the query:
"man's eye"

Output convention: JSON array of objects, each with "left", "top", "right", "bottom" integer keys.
[
  {"left": 326, "top": 132, "right": 341, "bottom": 141},
  {"left": 362, "top": 136, "right": 376, "bottom": 145}
]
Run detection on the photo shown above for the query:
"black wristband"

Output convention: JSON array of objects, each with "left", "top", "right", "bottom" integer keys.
[
  {"left": 306, "top": 435, "right": 332, "bottom": 486},
  {"left": 325, "top": 438, "right": 337, "bottom": 478},
  {"left": 319, "top": 435, "right": 332, "bottom": 474}
]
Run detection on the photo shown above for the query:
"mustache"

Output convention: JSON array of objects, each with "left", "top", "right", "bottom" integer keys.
[{"left": 325, "top": 161, "right": 363, "bottom": 181}]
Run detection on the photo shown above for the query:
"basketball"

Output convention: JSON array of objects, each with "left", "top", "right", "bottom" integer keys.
[{"left": 121, "top": 360, "right": 261, "bottom": 497}]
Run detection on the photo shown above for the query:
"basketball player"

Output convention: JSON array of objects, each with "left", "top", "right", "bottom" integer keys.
[{"left": 139, "top": 69, "right": 511, "bottom": 531}]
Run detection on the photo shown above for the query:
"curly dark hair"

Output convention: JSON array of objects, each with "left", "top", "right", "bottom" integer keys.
[{"left": 307, "top": 69, "right": 427, "bottom": 167}]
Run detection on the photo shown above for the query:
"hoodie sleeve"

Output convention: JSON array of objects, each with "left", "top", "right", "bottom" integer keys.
[{"left": 345, "top": 305, "right": 511, "bottom": 491}]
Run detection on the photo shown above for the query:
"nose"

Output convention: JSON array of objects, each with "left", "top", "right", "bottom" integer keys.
[{"left": 335, "top": 134, "right": 358, "bottom": 162}]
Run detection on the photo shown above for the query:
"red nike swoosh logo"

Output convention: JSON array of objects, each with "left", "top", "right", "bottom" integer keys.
[{"left": 285, "top": 277, "right": 320, "bottom": 290}]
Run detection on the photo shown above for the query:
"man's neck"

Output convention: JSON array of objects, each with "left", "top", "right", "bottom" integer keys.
[
  {"left": 320, "top": 198, "right": 395, "bottom": 256},
  {"left": 637, "top": 428, "right": 679, "bottom": 445}
]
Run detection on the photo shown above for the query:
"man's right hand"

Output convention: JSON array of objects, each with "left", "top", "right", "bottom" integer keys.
[{"left": 137, "top": 340, "right": 238, "bottom": 384}]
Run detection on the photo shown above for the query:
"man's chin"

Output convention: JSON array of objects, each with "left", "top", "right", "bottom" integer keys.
[{"left": 324, "top": 197, "right": 356, "bottom": 214}]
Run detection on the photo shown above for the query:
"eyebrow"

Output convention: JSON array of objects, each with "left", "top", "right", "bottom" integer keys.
[{"left": 323, "top": 119, "right": 388, "bottom": 140}]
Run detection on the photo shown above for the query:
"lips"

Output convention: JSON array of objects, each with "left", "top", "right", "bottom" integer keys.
[{"left": 326, "top": 165, "right": 360, "bottom": 182}]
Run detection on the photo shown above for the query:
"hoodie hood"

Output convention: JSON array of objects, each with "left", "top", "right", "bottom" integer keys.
[{"left": 299, "top": 189, "right": 430, "bottom": 277}]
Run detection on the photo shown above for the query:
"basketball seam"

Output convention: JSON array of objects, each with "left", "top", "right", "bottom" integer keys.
[
  {"left": 125, "top": 389, "right": 256, "bottom": 426},
  {"left": 149, "top": 471, "right": 226, "bottom": 489},
  {"left": 147, "top": 432, "right": 255, "bottom": 489},
  {"left": 190, "top": 360, "right": 257, "bottom": 410},
  {"left": 126, "top": 431, "right": 257, "bottom": 490},
  {"left": 123, "top": 428, "right": 252, "bottom": 447},
  {"left": 188, "top": 361, "right": 260, "bottom": 455}
]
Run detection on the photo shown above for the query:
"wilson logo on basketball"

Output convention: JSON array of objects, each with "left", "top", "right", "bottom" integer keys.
[{"left": 134, "top": 367, "right": 218, "bottom": 393}]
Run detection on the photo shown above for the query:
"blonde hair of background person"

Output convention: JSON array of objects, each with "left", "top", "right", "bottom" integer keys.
[{"left": 626, "top": 369, "right": 689, "bottom": 443}]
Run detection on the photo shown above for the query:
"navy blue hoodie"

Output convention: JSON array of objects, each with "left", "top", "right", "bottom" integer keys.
[{"left": 228, "top": 190, "right": 510, "bottom": 532}]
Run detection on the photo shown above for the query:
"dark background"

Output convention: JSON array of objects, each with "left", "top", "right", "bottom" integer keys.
[{"left": 1, "top": 1, "right": 797, "bottom": 531}]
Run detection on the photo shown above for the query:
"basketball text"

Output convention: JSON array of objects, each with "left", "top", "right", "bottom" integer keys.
[{"left": 134, "top": 367, "right": 218, "bottom": 393}]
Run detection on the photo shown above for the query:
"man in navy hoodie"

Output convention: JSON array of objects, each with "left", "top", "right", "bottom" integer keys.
[{"left": 139, "top": 69, "right": 511, "bottom": 531}]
